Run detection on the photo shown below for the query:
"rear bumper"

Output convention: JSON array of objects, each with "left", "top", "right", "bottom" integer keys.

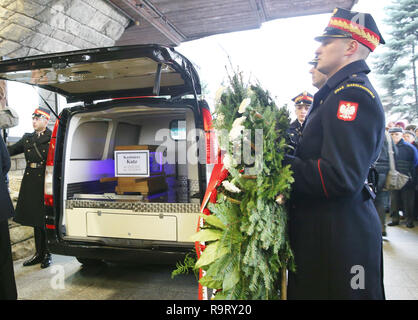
[{"left": 47, "top": 238, "right": 193, "bottom": 262}]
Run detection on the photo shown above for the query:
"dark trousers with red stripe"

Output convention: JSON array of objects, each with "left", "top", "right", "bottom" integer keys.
[{"left": 0, "top": 219, "right": 17, "bottom": 300}]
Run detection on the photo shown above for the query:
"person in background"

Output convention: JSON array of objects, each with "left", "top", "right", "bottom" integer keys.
[
  {"left": 386, "top": 121, "right": 395, "bottom": 131},
  {"left": 373, "top": 131, "right": 394, "bottom": 236},
  {"left": 286, "top": 91, "right": 313, "bottom": 152},
  {"left": 404, "top": 126, "right": 418, "bottom": 222},
  {"left": 387, "top": 127, "right": 418, "bottom": 228},
  {"left": 0, "top": 132, "right": 17, "bottom": 300},
  {"left": 403, "top": 129, "right": 417, "bottom": 147},
  {"left": 395, "top": 121, "right": 406, "bottom": 130},
  {"left": 405, "top": 124, "right": 416, "bottom": 131},
  {"left": 7, "top": 107, "right": 52, "bottom": 268},
  {"left": 309, "top": 58, "right": 328, "bottom": 89}
]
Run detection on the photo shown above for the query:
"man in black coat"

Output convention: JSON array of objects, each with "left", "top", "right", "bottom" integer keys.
[
  {"left": 285, "top": 8, "right": 386, "bottom": 299},
  {"left": 0, "top": 132, "right": 17, "bottom": 300},
  {"left": 387, "top": 127, "right": 418, "bottom": 228},
  {"left": 286, "top": 91, "right": 313, "bottom": 152},
  {"left": 8, "top": 107, "right": 52, "bottom": 269}
]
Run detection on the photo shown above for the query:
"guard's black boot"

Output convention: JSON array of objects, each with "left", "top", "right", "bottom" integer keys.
[
  {"left": 387, "top": 221, "right": 399, "bottom": 226},
  {"left": 23, "top": 254, "right": 43, "bottom": 266},
  {"left": 40, "top": 253, "right": 52, "bottom": 269},
  {"left": 24, "top": 227, "right": 44, "bottom": 267}
]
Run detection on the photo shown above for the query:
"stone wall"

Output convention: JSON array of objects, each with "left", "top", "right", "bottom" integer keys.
[
  {"left": 8, "top": 153, "right": 34, "bottom": 260},
  {"left": 0, "top": 0, "right": 130, "bottom": 59}
]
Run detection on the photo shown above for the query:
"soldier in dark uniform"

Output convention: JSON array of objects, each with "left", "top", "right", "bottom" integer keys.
[
  {"left": 285, "top": 8, "right": 386, "bottom": 299},
  {"left": 286, "top": 92, "right": 313, "bottom": 152},
  {"left": 309, "top": 58, "right": 328, "bottom": 89},
  {"left": 8, "top": 107, "right": 52, "bottom": 269},
  {"left": 0, "top": 133, "right": 17, "bottom": 299}
]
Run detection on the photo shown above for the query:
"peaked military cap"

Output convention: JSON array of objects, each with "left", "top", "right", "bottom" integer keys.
[
  {"left": 292, "top": 91, "right": 314, "bottom": 105},
  {"left": 32, "top": 107, "right": 51, "bottom": 120},
  {"left": 315, "top": 7, "right": 385, "bottom": 52}
]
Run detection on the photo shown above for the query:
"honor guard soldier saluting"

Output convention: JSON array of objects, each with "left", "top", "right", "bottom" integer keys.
[
  {"left": 8, "top": 107, "right": 52, "bottom": 268},
  {"left": 286, "top": 91, "right": 313, "bottom": 152},
  {"left": 284, "top": 8, "right": 386, "bottom": 299}
]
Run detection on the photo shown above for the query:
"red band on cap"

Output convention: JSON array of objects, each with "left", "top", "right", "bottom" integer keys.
[
  {"left": 34, "top": 109, "right": 50, "bottom": 119},
  {"left": 294, "top": 95, "right": 313, "bottom": 103},
  {"left": 328, "top": 17, "right": 380, "bottom": 51}
]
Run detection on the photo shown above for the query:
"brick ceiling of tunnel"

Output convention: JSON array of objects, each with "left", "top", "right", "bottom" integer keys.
[{"left": 0, "top": 0, "right": 356, "bottom": 59}]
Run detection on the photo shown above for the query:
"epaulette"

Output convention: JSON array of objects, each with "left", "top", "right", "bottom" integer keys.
[{"left": 333, "top": 74, "right": 375, "bottom": 99}]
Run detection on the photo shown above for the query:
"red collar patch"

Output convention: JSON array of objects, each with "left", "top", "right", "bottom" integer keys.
[{"left": 337, "top": 101, "right": 359, "bottom": 121}]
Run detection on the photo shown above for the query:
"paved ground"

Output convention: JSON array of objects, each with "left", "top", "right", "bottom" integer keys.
[
  {"left": 12, "top": 220, "right": 418, "bottom": 300},
  {"left": 14, "top": 251, "right": 198, "bottom": 300},
  {"left": 382, "top": 221, "right": 418, "bottom": 300}
]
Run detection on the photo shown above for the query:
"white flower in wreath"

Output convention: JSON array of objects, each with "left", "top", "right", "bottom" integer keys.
[
  {"left": 214, "top": 86, "right": 225, "bottom": 104},
  {"left": 232, "top": 116, "right": 246, "bottom": 128},
  {"left": 223, "top": 153, "right": 234, "bottom": 170},
  {"left": 229, "top": 116, "right": 246, "bottom": 142},
  {"left": 238, "top": 98, "right": 251, "bottom": 114},
  {"left": 229, "top": 125, "right": 245, "bottom": 142},
  {"left": 216, "top": 113, "right": 225, "bottom": 126},
  {"left": 222, "top": 180, "right": 241, "bottom": 193}
]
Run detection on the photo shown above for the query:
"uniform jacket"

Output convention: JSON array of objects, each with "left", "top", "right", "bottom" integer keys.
[
  {"left": 7, "top": 128, "right": 51, "bottom": 227},
  {"left": 0, "top": 136, "right": 14, "bottom": 222},
  {"left": 286, "top": 60, "right": 385, "bottom": 299},
  {"left": 286, "top": 119, "right": 303, "bottom": 154}
]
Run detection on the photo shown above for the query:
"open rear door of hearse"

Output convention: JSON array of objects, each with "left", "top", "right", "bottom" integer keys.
[{"left": 0, "top": 44, "right": 201, "bottom": 104}]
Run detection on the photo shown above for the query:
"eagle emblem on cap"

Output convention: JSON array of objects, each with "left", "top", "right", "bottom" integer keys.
[{"left": 337, "top": 101, "right": 359, "bottom": 121}]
